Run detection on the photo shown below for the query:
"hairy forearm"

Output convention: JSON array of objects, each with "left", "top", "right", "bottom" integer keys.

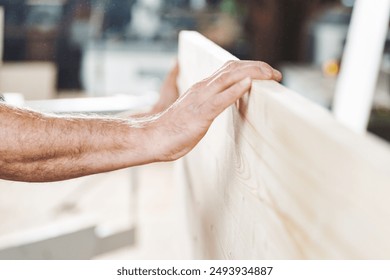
[
  {"left": 0, "top": 104, "right": 156, "bottom": 182},
  {"left": 0, "top": 60, "right": 281, "bottom": 182}
]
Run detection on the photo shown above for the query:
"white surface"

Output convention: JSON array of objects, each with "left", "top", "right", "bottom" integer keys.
[
  {"left": 333, "top": 0, "right": 390, "bottom": 133},
  {"left": 2, "top": 93, "right": 25, "bottom": 107},
  {"left": 2, "top": 261, "right": 390, "bottom": 280},
  {"left": 25, "top": 94, "right": 157, "bottom": 114}
]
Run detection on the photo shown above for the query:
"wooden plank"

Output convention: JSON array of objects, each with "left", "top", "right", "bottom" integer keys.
[{"left": 177, "top": 31, "right": 390, "bottom": 259}]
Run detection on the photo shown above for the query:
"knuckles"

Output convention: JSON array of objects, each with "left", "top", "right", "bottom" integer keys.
[
  {"left": 214, "top": 71, "right": 233, "bottom": 86},
  {"left": 188, "top": 60, "right": 279, "bottom": 96},
  {"left": 259, "top": 61, "right": 272, "bottom": 69},
  {"left": 223, "top": 60, "right": 275, "bottom": 78},
  {"left": 190, "top": 80, "right": 206, "bottom": 91},
  {"left": 224, "top": 60, "right": 239, "bottom": 69},
  {"left": 258, "top": 62, "right": 273, "bottom": 76}
]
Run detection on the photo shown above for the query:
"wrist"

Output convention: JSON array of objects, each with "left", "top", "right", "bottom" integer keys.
[
  {"left": 126, "top": 117, "right": 165, "bottom": 164},
  {"left": 142, "top": 115, "right": 184, "bottom": 163},
  {"left": 144, "top": 117, "right": 169, "bottom": 162}
]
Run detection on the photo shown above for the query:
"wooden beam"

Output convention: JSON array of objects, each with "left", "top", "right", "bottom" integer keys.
[{"left": 177, "top": 31, "right": 390, "bottom": 259}]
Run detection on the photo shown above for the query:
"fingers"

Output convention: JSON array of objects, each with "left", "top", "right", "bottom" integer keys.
[
  {"left": 205, "top": 61, "right": 282, "bottom": 95},
  {"left": 152, "top": 61, "right": 281, "bottom": 161},
  {"left": 201, "top": 77, "right": 252, "bottom": 119},
  {"left": 184, "top": 60, "right": 282, "bottom": 120},
  {"left": 168, "top": 61, "right": 179, "bottom": 80},
  {"left": 162, "top": 61, "right": 180, "bottom": 89},
  {"left": 271, "top": 67, "right": 283, "bottom": 82},
  {"left": 153, "top": 62, "right": 181, "bottom": 113}
]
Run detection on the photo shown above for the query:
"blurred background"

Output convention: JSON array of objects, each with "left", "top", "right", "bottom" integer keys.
[
  {"left": 0, "top": 0, "right": 389, "bottom": 138},
  {"left": 0, "top": 0, "right": 389, "bottom": 259},
  {"left": 0, "top": 0, "right": 357, "bottom": 89}
]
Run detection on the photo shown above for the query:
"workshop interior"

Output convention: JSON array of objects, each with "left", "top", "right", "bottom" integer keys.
[{"left": 0, "top": 0, "right": 389, "bottom": 259}]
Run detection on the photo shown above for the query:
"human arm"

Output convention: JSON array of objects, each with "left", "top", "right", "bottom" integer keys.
[
  {"left": 0, "top": 104, "right": 157, "bottom": 182},
  {"left": 0, "top": 60, "right": 281, "bottom": 182}
]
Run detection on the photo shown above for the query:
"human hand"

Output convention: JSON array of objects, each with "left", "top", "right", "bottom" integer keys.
[
  {"left": 148, "top": 60, "right": 282, "bottom": 161},
  {"left": 151, "top": 62, "right": 180, "bottom": 114}
]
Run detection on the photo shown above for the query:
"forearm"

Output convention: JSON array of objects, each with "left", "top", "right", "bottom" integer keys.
[
  {"left": 0, "top": 104, "right": 156, "bottom": 182},
  {"left": 0, "top": 60, "right": 282, "bottom": 183}
]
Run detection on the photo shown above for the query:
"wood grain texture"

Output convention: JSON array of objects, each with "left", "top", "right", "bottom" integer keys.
[{"left": 177, "top": 31, "right": 390, "bottom": 259}]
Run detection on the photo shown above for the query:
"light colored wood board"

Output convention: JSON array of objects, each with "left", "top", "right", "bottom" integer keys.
[
  {"left": 177, "top": 31, "right": 390, "bottom": 259},
  {"left": 94, "top": 224, "right": 135, "bottom": 256},
  {"left": 95, "top": 162, "right": 193, "bottom": 260},
  {"left": 177, "top": 31, "right": 235, "bottom": 94},
  {"left": 130, "top": 162, "right": 193, "bottom": 259}
]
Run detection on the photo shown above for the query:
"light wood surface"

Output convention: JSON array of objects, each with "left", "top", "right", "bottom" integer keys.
[
  {"left": 177, "top": 31, "right": 390, "bottom": 259},
  {"left": 95, "top": 162, "right": 192, "bottom": 260}
]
